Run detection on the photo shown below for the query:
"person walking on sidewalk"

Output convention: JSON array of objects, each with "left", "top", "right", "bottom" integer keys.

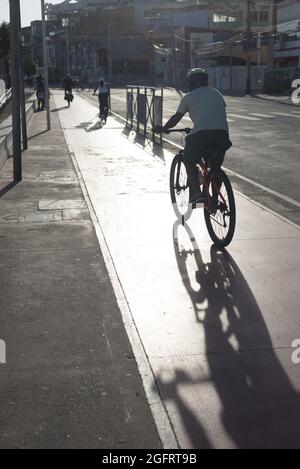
[
  {"left": 36, "top": 73, "right": 45, "bottom": 111},
  {"left": 93, "top": 78, "right": 110, "bottom": 122}
]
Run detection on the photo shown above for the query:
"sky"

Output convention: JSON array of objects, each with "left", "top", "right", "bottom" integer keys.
[{"left": 0, "top": 0, "right": 64, "bottom": 27}]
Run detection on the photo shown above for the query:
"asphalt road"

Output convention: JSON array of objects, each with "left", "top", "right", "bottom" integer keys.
[{"left": 79, "top": 88, "right": 300, "bottom": 225}]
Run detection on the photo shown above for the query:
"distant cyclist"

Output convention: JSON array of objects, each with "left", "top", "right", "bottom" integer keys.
[
  {"left": 94, "top": 79, "right": 110, "bottom": 122},
  {"left": 63, "top": 74, "right": 73, "bottom": 102},
  {"left": 36, "top": 73, "right": 45, "bottom": 111},
  {"left": 155, "top": 68, "right": 232, "bottom": 204}
]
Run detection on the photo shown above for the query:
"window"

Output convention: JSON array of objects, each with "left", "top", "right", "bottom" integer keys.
[{"left": 213, "top": 14, "right": 236, "bottom": 23}]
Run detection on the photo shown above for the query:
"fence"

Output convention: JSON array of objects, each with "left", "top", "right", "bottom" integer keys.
[
  {"left": 263, "top": 67, "right": 300, "bottom": 94},
  {"left": 126, "top": 86, "right": 163, "bottom": 145},
  {"left": 0, "top": 88, "right": 12, "bottom": 110},
  {"left": 206, "top": 66, "right": 267, "bottom": 93}
]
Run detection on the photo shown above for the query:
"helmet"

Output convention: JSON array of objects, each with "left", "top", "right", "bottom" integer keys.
[{"left": 187, "top": 68, "right": 208, "bottom": 91}]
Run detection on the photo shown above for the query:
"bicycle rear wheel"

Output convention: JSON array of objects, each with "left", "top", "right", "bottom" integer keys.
[
  {"left": 204, "top": 170, "right": 236, "bottom": 248},
  {"left": 170, "top": 154, "right": 192, "bottom": 223}
]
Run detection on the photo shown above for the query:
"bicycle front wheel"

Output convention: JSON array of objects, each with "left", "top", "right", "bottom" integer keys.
[
  {"left": 170, "top": 154, "right": 192, "bottom": 223},
  {"left": 204, "top": 170, "right": 236, "bottom": 248}
]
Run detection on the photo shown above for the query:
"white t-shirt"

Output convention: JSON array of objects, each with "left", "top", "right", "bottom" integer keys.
[
  {"left": 177, "top": 86, "right": 229, "bottom": 135},
  {"left": 98, "top": 83, "right": 109, "bottom": 94}
]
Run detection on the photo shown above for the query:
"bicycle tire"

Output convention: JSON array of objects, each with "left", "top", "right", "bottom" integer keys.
[
  {"left": 204, "top": 169, "right": 236, "bottom": 248},
  {"left": 170, "top": 154, "right": 192, "bottom": 223}
]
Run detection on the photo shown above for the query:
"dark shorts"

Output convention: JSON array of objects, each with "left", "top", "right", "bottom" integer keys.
[{"left": 184, "top": 129, "right": 232, "bottom": 169}]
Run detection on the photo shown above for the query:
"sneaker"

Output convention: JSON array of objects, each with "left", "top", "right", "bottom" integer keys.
[
  {"left": 190, "top": 192, "right": 206, "bottom": 205},
  {"left": 190, "top": 192, "right": 206, "bottom": 209}
]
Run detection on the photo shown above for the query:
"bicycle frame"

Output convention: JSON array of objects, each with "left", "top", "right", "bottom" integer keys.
[
  {"left": 198, "top": 159, "right": 226, "bottom": 210},
  {"left": 174, "top": 142, "right": 227, "bottom": 211}
]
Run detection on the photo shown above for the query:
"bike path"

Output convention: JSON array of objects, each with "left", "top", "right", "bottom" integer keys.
[{"left": 54, "top": 90, "right": 300, "bottom": 449}]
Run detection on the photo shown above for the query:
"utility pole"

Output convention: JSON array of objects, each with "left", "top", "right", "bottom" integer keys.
[
  {"left": 229, "top": 43, "right": 233, "bottom": 92},
  {"left": 9, "top": 0, "right": 22, "bottom": 182},
  {"left": 63, "top": 18, "right": 71, "bottom": 75},
  {"left": 18, "top": 6, "right": 28, "bottom": 150},
  {"left": 41, "top": 0, "right": 51, "bottom": 130},
  {"left": 246, "top": 0, "right": 252, "bottom": 95},
  {"left": 107, "top": 21, "right": 112, "bottom": 83},
  {"left": 257, "top": 32, "right": 261, "bottom": 68},
  {"left": 269, "top": 0, "right": 277, "bottom": 69},
  {"left": 171, "top": 22, "right": 177, "bottom": 89}
]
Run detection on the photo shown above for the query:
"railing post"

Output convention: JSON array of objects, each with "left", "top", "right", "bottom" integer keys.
[
  {"left": 144, "top": 87, "right": 147, "bottom": 138},
  {"left": 131, "top": 87, "right": 134, "bottom": 130},
  {"left": 126, "top": 86, "right": 128, "bottom": 127},
  {"left": 160, "top": 88, "right": 163, "bottom": 147},
  {"left": 152, "top": 88, "right": 155, "bottom": 143},
  {"left": 136, "top": 87, "right": 140, "bottom": 134}
]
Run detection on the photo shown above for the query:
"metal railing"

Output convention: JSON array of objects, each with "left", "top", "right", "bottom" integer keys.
[
  {"left": 0, "top": 88, "right": 12, "bottom": 110},
  {"left": 126, "top": 85, "right": 163, "bottom": 145}
]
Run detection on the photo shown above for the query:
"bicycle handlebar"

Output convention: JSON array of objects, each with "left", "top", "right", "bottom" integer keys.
[
  {"left": 165, "top": 128, "right": 192, "bottom": 134},
  {"left": 154, "top": 127, "right": 192, "bottom": 135}
]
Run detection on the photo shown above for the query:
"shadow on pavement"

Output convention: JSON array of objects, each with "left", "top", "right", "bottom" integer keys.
[
  {"left": 51, "top": 106, "right": 69, "bottom": 112},
  {"left": 0, "top": 180, "right": 19, "bottom": 198},
  {"left": 121, "top": 127, "right": 166, "bottom": 163},
  {"left": 154, "top": 221, "right": 300, "bottom": 448},
  {"left": 28, "top": 129, "right": 49, "bottom": 141},
  {"left": 76, "top": 119, "right": 104, "bottom": 132}
]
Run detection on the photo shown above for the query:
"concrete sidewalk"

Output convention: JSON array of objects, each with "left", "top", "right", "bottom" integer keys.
[
  {"left": 0, "top": 109, "right": 161, "bottom": 448},
  {"left": 55, "top": 90, "right": 300, "bottom": 449}
]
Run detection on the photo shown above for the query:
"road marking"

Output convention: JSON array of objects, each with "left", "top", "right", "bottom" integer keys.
[
  {"left": 112, "top": 95, "right": 127, "bottom": 103},
  {"left": 227, "top": 108, "right": 247, "bottom": 112},
  {"left": 271, "top": 112, "right": 292, "bottom": 117},
  {"left": 228, "top": 113, "right": 262, "bottom": 121},
  {"left": 250, "top": 113, "right": 275, "bottom": 119}
]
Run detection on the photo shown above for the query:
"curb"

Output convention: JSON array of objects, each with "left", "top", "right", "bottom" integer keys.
[{"left": 252, "top": 94, "right": 299, "bottom": 107}]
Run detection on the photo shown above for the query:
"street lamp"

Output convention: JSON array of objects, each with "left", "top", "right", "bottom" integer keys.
[
  {"left": 246, "top": 0, "right": 252, "bottom": 95},
  {"left": 62, "top": 17, "right": 70, "bottom": 75},
  {"left": 41, "top": 0, "right": 51, "bottom": 130}
]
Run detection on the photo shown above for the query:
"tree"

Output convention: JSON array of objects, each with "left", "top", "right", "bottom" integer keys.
[
  {"left": 24, "top": 56, "right": 36, "bottom": 77},
  {"left": 0, "top": 22, "right": 10, "bottom": 88}
]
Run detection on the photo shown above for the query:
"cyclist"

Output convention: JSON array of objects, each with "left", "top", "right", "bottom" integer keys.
[
  {"left": 36, "top": 73, "right": 45, "bottom": 111},
  {"left": 155, "top": 68, "right": 232, "bottom": 204},
  {"left": 93, "top": 79, "right": 110, "bottom": 121},
  {"left": 63, "top": 74, "right": 73, "bottom": 102}
]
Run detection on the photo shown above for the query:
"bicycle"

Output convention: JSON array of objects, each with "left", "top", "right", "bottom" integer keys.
[
  {"left": 64, "top": 90, "right": 73, "bottom": 107},
  {"left": 98, "top": 94, "right": 110, "bottom": 124},
  {"left": 99, "top": 104, "right": 109, "bottom": 124},
  {"left": 167, "top": 128, "right": 236, "bottom": 248}
]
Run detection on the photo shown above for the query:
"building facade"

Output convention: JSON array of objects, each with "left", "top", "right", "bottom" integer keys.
[{"left": 274, "top": 0, "right": 300, "bottom": 67}]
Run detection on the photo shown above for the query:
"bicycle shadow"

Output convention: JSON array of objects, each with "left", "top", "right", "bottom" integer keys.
[
  {"left": 76, "top": 118, "right": 104, "bottom": 132},
  {"left": 121, "top": 127, "right": 167, "bottom": 163},
  {"left": 154, "top": 221, "right": 300, "bottom": 448}
]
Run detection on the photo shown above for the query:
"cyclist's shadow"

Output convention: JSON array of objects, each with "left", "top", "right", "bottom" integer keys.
[{"left": 166, "top": 221, "right": 300, "bottom": 448}]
